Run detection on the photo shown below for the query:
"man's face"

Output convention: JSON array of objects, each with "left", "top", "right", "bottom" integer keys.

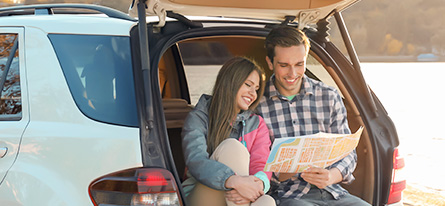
[{"left": 266, "top": 45, "right": 307, "bottom": 96}]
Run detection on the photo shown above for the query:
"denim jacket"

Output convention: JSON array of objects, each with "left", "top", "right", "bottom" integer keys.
[{"left": 182, "top": 94, "right": 272, "bottom": 195}]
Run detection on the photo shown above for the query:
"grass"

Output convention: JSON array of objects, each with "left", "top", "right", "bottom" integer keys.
[{"left": 403, "top": 184, "right": 445, "bottom": 206}]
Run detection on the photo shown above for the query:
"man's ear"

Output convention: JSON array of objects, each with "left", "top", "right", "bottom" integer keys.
[{"left": 265, "top": 56, "right": 274, "bottom": 71}]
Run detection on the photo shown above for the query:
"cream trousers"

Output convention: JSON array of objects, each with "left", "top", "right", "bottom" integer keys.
[{"left": 188, "top": 138, "right": 276, "bottom": 206}]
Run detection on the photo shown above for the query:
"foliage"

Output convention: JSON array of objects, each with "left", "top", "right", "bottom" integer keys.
[
  {"left": 2, "top": 0, "right": 444, "bottom": 58},
  {"left": 0, "top": 34, "right": 20, "bottom": 115},
  {"left": 341, "top": 0, "right": 445, "bottom": 57}
]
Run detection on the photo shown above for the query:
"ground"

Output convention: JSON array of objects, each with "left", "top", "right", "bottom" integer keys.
[{"left": 403, "top": 184, "right": 445, "bottom": 206}]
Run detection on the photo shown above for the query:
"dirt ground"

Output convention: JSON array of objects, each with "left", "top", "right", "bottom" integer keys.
[{"left": 403, "top": 184, "right": 445, "bottom": 206}]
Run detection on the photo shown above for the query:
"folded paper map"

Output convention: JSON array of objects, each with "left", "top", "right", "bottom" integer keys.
[{"left": 264, "top": 127, "right": 364, "bottom": 173}]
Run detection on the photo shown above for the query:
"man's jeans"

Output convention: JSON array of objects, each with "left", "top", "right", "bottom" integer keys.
[{"left": 278, "top": 187, "right": 371, "bottom": 206}]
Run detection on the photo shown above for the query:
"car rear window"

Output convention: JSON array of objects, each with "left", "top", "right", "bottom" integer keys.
[
  {"left": 177, "top": 37, "right": 342, "bottom": 105},
  {"left": 49, "top": 34, "right": 138, "bottom": 127}
]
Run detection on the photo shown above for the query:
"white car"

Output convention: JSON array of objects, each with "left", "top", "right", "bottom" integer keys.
[{"left": 0, "top": 1, "right": 405, "bottom": 205}]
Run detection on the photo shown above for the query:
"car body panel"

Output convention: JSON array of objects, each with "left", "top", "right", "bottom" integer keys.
[
  {"left": 0, "top": 17, "right": 143, "bottom": 206},
  {"left": 0, "top": 124, "right": 142, "bottom": 206},
  {"left": 0, "top": 27, "right": 28, "bottom": 183}
]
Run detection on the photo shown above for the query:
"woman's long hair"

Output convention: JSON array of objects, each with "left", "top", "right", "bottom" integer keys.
[{"left": 207, "top": 57, "right": 265, "bottom": 154}]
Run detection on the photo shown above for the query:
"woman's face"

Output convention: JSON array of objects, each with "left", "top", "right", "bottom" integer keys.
[{"left": 236, "top": 70, "right": 260, "bottom": 112}]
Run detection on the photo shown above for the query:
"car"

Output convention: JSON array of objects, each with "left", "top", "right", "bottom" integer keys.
[{"left": 0, "top": 1, "right": 405, "bottom": 205}]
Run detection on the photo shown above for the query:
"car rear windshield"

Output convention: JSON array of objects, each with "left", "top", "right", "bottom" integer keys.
[{"left": 49, "top": 34, "right": 138, "bottom": 127}]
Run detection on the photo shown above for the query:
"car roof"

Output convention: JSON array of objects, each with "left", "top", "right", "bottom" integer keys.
[
  {"left": 0, "top": 4, "right": 136, "bottom": 35},
  {"left": 129, "top": 0, "right": 360, "bottom": 29},
  {"left": 0, "top": 15, "right": 135, "bottom": 35}
]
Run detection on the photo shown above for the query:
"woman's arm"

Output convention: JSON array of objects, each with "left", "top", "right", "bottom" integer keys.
[
  {"left": 182, "top": 109, "right": 235, "bottom": 190},
  {"left": 225, "top": 175, "right": 264, "bottom": 202},
  {"left": 247, "top": 116, "right": 272, "bottom": 192}
]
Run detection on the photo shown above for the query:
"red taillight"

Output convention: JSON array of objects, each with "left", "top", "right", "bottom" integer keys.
[
  {"left": 89, "top": 167, "right": 183, "bottom": 206},
  {"left": 388, "top": 147, "right": 406, "bottom": 204},
  {"left": 138, "top": 171, "right": 169, "bottom": 187}
]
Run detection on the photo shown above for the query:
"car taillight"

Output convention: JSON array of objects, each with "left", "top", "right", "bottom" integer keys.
[
  {"left": 388, "top": 147, "right": 406, "bottom": 204},
  {"left": 89, "top": 167, "right": 183, "bottom": 206}
]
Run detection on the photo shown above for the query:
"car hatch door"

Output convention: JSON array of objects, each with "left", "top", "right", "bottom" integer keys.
[{"left": 130, "top": 0, "right": 360, "bottom": 29}]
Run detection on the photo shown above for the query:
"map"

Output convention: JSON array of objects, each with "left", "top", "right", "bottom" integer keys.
[{"left": 264, "top": 127, "right": 364, "bottom": 173}]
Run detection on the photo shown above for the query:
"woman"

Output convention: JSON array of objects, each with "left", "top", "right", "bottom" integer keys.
[{"left": 182, "top": 57, "right": 275, "bottom": 206}]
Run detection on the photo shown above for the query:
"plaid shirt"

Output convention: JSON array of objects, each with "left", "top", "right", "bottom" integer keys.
[{"left": 257, "top": 75, "right": 357, "bottom": 202}]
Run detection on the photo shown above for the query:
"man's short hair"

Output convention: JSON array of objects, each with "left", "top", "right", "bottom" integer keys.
[{"left": 265, "top": 26, "right": 310, "bottom": 62}]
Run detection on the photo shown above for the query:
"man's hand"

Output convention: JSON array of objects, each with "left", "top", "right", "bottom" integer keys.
[
  {"left": 225, "top": 175, "right": 264, "bottom": 202},
  {"left": 300, "top": 167, "right": 342, "bottom": 189}
]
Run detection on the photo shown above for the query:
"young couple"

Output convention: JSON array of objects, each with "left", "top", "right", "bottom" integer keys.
[{"left": 181, "top": 26, "right": 371, "bottom": 206}]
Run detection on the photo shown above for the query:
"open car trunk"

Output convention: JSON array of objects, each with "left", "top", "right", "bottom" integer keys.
[
  {"left": 130, "top": 0, "right": 403, "bottom": 205},
  {"left": 154, "top": 29, "right": 376, "bottom": 203}
]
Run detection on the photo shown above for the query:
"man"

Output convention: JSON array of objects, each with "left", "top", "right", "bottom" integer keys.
[{"left": 256, "top": 26, "right": 370, "bottom": 206}]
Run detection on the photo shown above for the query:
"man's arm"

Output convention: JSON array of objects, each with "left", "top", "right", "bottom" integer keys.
[
  {"left": 300, "top": 149, "right": 357, "bottom": 188},
  {"left": 328, "top": 90, "right": 357, "bottom": 184},
  {"left": 329, "top": 150, "right": 357, "bottom": 184},
  {"left": 299, "top": 88, "right": 357, "bottom": 187}
]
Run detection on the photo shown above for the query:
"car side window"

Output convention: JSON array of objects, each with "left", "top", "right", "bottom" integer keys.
[
  {"left": 49, "top": 34, "right": 138, "bottom": 127},
  {"left": 177, "top": 38, "right": 342, "bottom": 105},
  {"left": 0, "top": 33, "right": 21, "bottom": 119}
]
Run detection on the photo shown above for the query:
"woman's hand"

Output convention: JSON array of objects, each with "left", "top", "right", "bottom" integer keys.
[
  {"left": 225, "top": 175, "right": 264, "bottom": 202},
  {"left": 225, "top": 190, "right": 251, "bottom": 205}
]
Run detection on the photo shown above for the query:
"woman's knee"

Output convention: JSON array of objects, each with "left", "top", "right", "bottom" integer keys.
[{"left": 211, "top": 138, "right": 250, "bottom": 168}]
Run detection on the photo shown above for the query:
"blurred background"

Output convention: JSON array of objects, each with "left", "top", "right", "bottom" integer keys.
[{"left": 2, "top": 0, "right": 445, "bottom": 62}]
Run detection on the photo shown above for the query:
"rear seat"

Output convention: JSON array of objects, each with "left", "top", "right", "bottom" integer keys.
[
  {"left": 163, "top": 98, "right": 193, "bottom": 128},
  {"left": 162, "top": 98, "right": 193, "bottom": 181}
]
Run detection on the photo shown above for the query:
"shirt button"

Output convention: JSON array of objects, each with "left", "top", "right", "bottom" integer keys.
[{"left": 292, "top": 120, "right": 296, "bottom": 124}]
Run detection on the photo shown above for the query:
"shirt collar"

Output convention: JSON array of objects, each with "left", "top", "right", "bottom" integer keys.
[{"left": 265, "top": 74, "right": 314, "bottom": 100}]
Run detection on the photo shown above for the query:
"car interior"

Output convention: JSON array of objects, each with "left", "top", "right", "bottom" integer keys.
[{"left": 157, "top": 35, "right": 375, "bottom": 204}]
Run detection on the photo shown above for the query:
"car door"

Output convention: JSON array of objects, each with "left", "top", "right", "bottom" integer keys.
[{"left": 0, "top": 27, "right": 29, "bottom": 183}]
